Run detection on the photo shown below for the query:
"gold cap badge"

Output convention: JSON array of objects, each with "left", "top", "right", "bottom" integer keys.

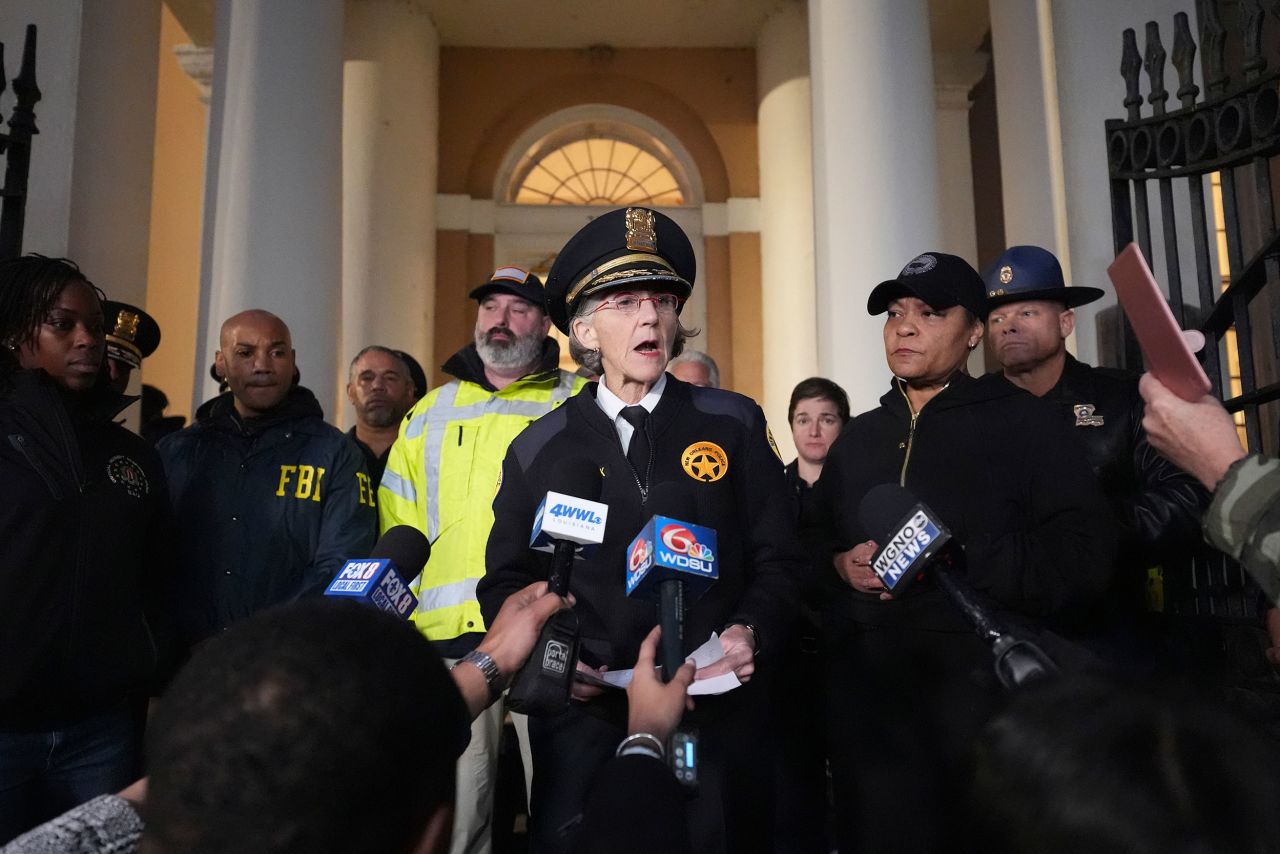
[
  {"left": 625, "top": 208, "right": 657, "bottom": 253},
  {"left": 113, "top": 310, "right": 141, "bottom": 342},
  {"left": 999, "top": 265, "right": 1014, "bottom": 285}
]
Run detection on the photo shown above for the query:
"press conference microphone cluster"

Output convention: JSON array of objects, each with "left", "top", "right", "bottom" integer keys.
[
  {"left": 506, "top": 461, "right": 608, "bottom": 715},
  {"left": 625, "top": 483, "right": 719, "bottom": 682},
  {"left": 323, "top": 525, "right": 430, "bottom": 619},
  {"left": 857, "top": 483, "right": 1057, "bottom": 689}
]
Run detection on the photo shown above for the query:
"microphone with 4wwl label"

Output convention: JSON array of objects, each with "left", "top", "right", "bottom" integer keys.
[
  {"left": 506, "top": 462, "right": 608, "bottom": 715},
  {"left": 322, "top": 525, "right": 430, "bottom": 619},
  {"left": 857, "top": 483, "right": 1057, "bottom": 689},
  {"left": 625, "top": 483, "right": 720, "bottom": 683}
]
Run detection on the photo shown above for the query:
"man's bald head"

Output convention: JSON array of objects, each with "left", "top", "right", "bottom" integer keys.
[
  {"left": 220, "top": 310, "right": 292, "bottom": 349},
  {"left": 215, "top": 310, "right": 297, "bottom": 417}
]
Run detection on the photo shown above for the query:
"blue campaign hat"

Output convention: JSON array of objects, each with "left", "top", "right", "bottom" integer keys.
[
  {"left": 981, "top": 245, "right": 1104, "bottom": 310},
  {"left": 544, "top": 207, "right": 695, "bottom": 335}
]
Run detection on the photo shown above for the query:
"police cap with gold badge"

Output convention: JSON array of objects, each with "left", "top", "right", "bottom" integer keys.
[
  {"left": 981, "top": 245, "right": 1104, "bottom": 310},
  {"left": 102, "top": 300, "right": 161, "bottom": 370},
  {"left": 545, "top": 206, "right": 695, "bottom": 334}
]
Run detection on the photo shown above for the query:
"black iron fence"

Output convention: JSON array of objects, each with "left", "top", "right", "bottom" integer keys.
[
  {"left": 1107, "top": 1, "right": 1279, "bottom": 453},
  {"left": 1107, "top": 2, "right": 1279, "bottom": 639},
  {"left": 0, "top": 24, "right": 39, "bottom": 261}
]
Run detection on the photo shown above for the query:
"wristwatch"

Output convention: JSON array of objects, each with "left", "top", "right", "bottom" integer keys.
[{"left": 453, "top": 650, "right": 507, "bottom": 702}]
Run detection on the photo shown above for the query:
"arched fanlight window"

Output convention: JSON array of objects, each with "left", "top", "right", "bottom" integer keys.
[{"left": 506, "top": 120, "right": 692, "bottom": 206}]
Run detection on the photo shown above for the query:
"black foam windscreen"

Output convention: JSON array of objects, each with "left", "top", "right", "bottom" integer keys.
[
  {"left": 549, "top": 457, "right": 604, "bottom": 502},
  {"left": 857, "top": 482, "right": 917, "bottom": 539},
  {"left": 370, "top": 525, "right": 432, "bottom": 573}
]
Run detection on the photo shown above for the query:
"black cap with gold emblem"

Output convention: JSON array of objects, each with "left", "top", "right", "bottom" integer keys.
[
  {"left": 544, "top": 207, "right": 695, "bottom": 334},
  {"left": 980, "top": 245, "right": 1104, "bottom": 310},
  {"left": 102, "top": 300, "right": 161, "bottom": 370}
]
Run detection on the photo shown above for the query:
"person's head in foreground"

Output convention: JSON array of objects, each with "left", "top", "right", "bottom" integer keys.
[
  {"left": 969, "top": 675, "right": 1280, "bottom": 854},
  {"left": 141, "top": 599, "right": 470, "bottom": 854}
]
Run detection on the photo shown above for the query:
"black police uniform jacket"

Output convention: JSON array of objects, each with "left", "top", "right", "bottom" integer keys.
[
  {"left": 813, "top": 371, "right": 1117, "bottom": 632},
  {"left": 1043, "top": 353, "right": 1208, "bottom": 574},
  {"left": 158, "top": 386, "right": 376, "bottom": 646},
  {"left": 811, "top": 372, "right": 1118, "bottom": 853},
  {"left": 0, "top": 370, "right": 172, "bottom": 727},
  {"left": 478, "top": 376, "right": 802, "bottom": 712}
]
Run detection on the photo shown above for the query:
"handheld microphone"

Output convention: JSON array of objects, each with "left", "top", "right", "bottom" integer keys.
[
  {"left": 507, "top": 461, "right": 606, "bottom": 715},
  {"left": 625, "top": 483, "right": 719, "bottom": 682},
  {"left": 323, "top": 525, "right": 430, "bottom": 620},
  {"left": 856, "top": 484, "right": 1057, "bottom": 688}
]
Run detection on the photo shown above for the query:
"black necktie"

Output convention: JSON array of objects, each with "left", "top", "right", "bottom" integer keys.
[{"left": 619, "top": 405, "right": 651, "bottom": 480}]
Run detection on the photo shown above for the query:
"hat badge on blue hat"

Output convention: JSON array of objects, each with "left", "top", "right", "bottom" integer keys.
[{"left": 982, "top": 245, "right": 1105, "bottom": 308}]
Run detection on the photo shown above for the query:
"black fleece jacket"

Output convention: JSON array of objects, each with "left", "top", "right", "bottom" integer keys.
[
  {"left": 811, "top": 372, "right": 1117, "bottom": 633},
  {"left": 0, "top": 371, "right": 172, "bottom": 727}
]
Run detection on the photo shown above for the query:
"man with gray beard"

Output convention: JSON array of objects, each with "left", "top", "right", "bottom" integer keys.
[
  {"left": 378, "top": 267, "right": 584, "bottom": 854},
  {"left": 345, "top": 345, "right": 419, "bottom": 488}
]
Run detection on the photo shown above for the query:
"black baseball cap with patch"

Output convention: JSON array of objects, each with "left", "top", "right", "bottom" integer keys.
[
  {"left": 545, "top": 207, "right": 695, "bottom": 335},
  {"left": 468, "top": 266, "right": 547, "bottom": 308},
  {"left": 102, "top": 300, "right": 161, "bottom": 370},
  {"left": 866, "top": 252, "right": 988, "bottom": 318}
]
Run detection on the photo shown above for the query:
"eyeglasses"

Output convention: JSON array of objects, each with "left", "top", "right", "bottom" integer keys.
[{"left": 587, "top": 293, "right": 684, "bottom": 316}]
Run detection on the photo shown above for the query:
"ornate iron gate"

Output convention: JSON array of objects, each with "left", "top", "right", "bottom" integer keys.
[
  {"left": 1106, "top": 1, "right": 1278, "bottom": 692},
  {"left": 0, "top": 24, "right": 39, "bottom": 261}
]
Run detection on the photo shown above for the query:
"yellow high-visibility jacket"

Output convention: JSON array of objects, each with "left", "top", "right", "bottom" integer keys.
[{"left": 378, "top": 344, "right": 584, "bottom": 643}]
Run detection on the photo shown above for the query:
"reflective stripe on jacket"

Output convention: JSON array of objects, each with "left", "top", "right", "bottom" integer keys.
[{"left": 379, "top": 366, "right": 584, "bottom": 640}]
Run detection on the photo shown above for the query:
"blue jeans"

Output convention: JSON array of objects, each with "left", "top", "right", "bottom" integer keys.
[{"left": 0, "top": 703, "right": 138, "bottom": 844}]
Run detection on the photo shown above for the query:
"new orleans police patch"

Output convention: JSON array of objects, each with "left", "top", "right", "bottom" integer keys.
[
  {"left": 766, "top": 426, "right": 782, "bottom": 462},
  {"left": 107, "top": 455, "right": 149, "bottom": 498},
  {"left": 681, "top": 441, "right": 729, "bottom": 483}
]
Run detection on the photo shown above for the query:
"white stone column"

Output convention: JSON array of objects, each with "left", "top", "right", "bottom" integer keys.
[
  {"left": 340, "top": 0, "right": 439, "bottom": 428},
  {"left": 809, "top": 0, "right": 944, "bottom": 414},
  {"left": 66, "top": 0, "right": 162, "bottom": 310},
  {"left": 989, "top": 0, "right": 1071, "bottom": 261},
  {"left": 757, "top": 0, "right": 815, "bottom": 460},
  {"left": 197, "top": 0, "right": 344, "bottom": 417},
  {"left": 933, "top": 53, "right": 988, "bottom": 267}
]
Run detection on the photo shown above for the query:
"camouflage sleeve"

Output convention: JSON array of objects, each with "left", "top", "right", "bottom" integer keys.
[{"left": 1203, "top": 454, "right": 1280, "bottom": 604}]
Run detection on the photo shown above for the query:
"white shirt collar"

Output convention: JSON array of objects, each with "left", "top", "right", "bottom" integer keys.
[{"left": 596, "top": 373, "right": 667, "bottom": 449}]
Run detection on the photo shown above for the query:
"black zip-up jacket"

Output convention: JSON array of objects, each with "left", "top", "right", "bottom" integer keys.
[
  {"left": 0, "top": 371, "right": 172, "bottom": 728},
  {"left": 1041, "top": 354, "right": 1209, "bottom": 573},
  {"left": 811, "top": 372, "right": 1117, "bottom": 633},
  {"left": 478, "top": 377, "right": 801, "bottom": 710},
  {"left": 157, "top": 387, "right": 376, "bottom": 646}
]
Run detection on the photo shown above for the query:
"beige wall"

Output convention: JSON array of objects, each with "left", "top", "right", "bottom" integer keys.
[
  {"left": 439, "top": 47, "right": 758, "bottom": 202},
  {"left": 144, "top": 4, "right": 207, "bottom": 422}
]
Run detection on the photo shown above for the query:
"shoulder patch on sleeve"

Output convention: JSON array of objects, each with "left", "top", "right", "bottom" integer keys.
[{"left": 766, "top": 424, "right": 783, "bottom": 462}]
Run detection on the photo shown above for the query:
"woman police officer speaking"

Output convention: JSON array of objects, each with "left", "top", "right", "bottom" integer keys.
[{"left": 477, "top": 207, "right": 800, "bottom": 854}]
